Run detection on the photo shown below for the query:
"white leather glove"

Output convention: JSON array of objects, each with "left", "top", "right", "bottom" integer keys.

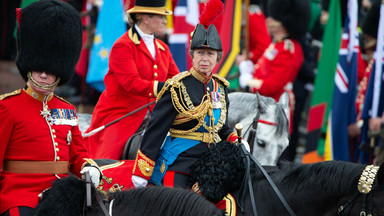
[
  {"left": 241, "top": 139, "right": 251, "bottom": 153},
  {"left": 80, "top": 166, "right": 102, "bottom": 188},
  {"left": 132, "top": 175, "right": 148, "bottom": 188},
  {"left": 239, "top": 60, "right": 255, "bottom": 89}
]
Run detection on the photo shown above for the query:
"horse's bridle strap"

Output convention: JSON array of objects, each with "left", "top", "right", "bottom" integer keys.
[
  {"left": 258, "top": 119, "right": 277, "bottom": 126},
  {"left": 3, "top": 161, "right": 69, "bottom": 174}
]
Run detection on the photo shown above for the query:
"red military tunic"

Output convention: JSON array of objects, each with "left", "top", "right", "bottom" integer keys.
[
  {"left": 248, "top": 5, "right": 271, "bottom": 64},
  {"left": 249, "top": 39, "right": 304, "bottom": 101},
  {"left": 0, "top": 85, "right": 96, "bottom": 214},
  {"left": 85, "top": 26, "right": 179, "bottom": 159}
]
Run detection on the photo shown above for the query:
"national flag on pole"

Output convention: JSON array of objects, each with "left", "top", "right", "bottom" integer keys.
[
  {"left": 86, "top": 0, "right": 127, "bottom": 93},
  {"left": 359, "top": 1, "right": 384, "bottom": 163},
  {"left": 303, "top": 0, "right": 342, "bottom": 163},
  {"left": 168, "top": 0, "right": 199, "bottom": 71},
  {"left": 213, "top": 0, "right": 242, "bottom": 79},
  {"left": 325, "top": 0, "right": 359, "bottom": 161}
]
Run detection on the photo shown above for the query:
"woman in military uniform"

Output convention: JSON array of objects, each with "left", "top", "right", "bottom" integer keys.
[
  {"left": 0, "top": 1, "right": 101, "bottom": 215},
  {"left": 131, "top": 22, "right": 241, "bottom": 188}
]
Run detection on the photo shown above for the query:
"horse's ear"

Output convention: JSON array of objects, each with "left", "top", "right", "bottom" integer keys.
[
  {"left": 377, "top": 162, "right": 384, "bottom": 185},
  {"left": 278, "top": 92, "right": 290, "bottom": 121}
]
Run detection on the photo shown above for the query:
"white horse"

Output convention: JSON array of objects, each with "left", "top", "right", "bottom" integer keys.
[
  {"left": 78, "top": 92, "right": 289, "bottom": 166},
  {"left": 227, "top": 92, "right": 289, "bottom": 166}
]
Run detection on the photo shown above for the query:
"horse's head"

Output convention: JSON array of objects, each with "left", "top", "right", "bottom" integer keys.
[{"left": 228, "top": 92, "right": 289, "bottom": 166}]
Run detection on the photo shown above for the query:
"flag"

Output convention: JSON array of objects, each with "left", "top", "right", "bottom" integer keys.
[
  {"left": 359, "top": 1, "right": 384, "bottom": 163},
  {"left": 86, "top": 0, "right": 127, "bottom": 93},
  {"left": 303, "top": 0, "right": 342, "bottom": 163},
  {"left": 325, "top": 0, "right": 359, "bottom": 161},
  {"left": 168, "top": 0, "right": 199, "bottom": 71},
  {"left": 213, "top": 0, "right": 242, "bottom": 79}
]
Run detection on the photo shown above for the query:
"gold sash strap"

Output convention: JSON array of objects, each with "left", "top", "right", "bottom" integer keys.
[
  {"left": 170, "top": 131, "right": 221, "bottom": 143},
  {"left": 2, "top": 161, "right": 69, "bottom": 174}
]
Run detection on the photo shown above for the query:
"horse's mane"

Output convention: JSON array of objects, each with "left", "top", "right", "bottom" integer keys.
[
  {"left": 33, "top": 176, "right": 223, "bottom": 216},
  {"left": 271, "top": 161, "right": 365, "bottom": 195},
  {"left": 191, "top": 141, "right": 366, "bottom": 203},
  {"left": 228, "top": 92, "right": 288, "bottom": 137},
  {"left": 111, "top": 187, "right": 223, "bottom": 216}
]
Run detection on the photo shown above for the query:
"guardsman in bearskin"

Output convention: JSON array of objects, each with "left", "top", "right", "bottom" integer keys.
[
  {"left": 131, "top": 0, "right": 243, "bottom": 188},
  {"left": 0, "top": 1, "right": 102, "bottom": 215},
  {"left": 85, "top": 0, "right": 179, "bottom": 160},
  {"left": 238, "top": 0, "right": 310, "bottom": 102}
]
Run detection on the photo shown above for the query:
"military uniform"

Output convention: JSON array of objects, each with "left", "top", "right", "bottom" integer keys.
[
  {"left": 0, "top": 85, "right": 98, "bottom": 214},
  {"left": 133, "top": 68, "right": 237, "bottom": 187},
  {"left": 249, "top": 38, "right": 304, "bottom": 102},
  {"left": 85, "top": 26, "right": 179, "bottom": 160}
]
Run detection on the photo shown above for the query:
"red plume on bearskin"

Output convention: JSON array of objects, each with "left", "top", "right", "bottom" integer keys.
[
  {"left": 199, "top": 0, "right": 224, "bottom": 29},
  {"left": 16, "top": 8, "right": 22, "bottom": 26}
]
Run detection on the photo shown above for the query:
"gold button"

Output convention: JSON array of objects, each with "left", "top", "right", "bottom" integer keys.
[
  {"left": 56, "top": 148, "right": 59, "bottom": 152},
  {"left": 52, "top": 129, "right": 56, "bottom": 133},
  {"left": 149, "top": 93, "right": 152, "bottom": 97},
  {"left": 53, "top": 135, "right": 56, "bottom": 138},
  {"left": 56, "top": 156, "right": 60, "bottom": 161},
  {"left": 153, "top": 64, "right": 158, "bottom": 69},
  {"left": 55, "top": 142, "right": 58, "bottom": 147},
  {"left": 154, "top": 73, "right": 158, "bottom": 77},
  {"left": 145, "top": 168, "right": 150, "bottom": 173}
]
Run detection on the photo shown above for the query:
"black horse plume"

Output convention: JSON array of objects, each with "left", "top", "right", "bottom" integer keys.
[{"left": 190, "top": 141, "right": 245, "bottom": 203}]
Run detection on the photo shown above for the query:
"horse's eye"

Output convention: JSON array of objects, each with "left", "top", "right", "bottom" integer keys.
[{"left": 257, "top": 140, "right": 266, "bottom": 148}]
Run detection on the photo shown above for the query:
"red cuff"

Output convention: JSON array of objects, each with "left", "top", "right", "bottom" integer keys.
[{"left": 132, "top": 150, "right": 155, "bottom": 180}]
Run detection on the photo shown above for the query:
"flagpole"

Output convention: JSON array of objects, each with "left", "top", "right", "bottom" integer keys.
[{"left": 244, "top": 0, "right": 250, "bottom": 60}]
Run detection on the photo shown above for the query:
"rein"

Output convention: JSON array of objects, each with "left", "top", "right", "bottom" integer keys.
[
  {"left": 236, "top": 143, "right": 296, "bottom": 216},
  {"left": 84, "top": 171, "right": 110, "bottom": 216}
]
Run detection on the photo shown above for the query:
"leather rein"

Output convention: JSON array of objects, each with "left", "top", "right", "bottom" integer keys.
[{"left": 84, "top": 171, "right": 110, "bottom": 216}]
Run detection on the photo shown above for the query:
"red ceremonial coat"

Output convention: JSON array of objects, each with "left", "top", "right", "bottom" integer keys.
[
  {"left": 248, "top": 6, "right": 271, "bottom": 64},
  {"left": 0, "top": 86, "right": 95, "bottom": 214},
  {"left": 85, "top": 26, "right": 179, "bottom": 160},
  {"left": 250, "top": 39, "right": 304, "bottom": 101}
]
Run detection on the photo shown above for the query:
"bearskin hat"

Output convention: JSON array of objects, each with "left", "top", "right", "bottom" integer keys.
[
  {"left": 363, "top": 0, "right": 381, "bottom": 39},
  {"left": 127, "top": 0, "right": 172, "bottom": 15},
  {"left": 190, "top": 0, "right": 223, "bottom": 51},
  {"left": 16, "top": 0, "right": 83, "bottom": 85},
  {"left": 267, "top": 0, "right": 310, "bottom": 39}
]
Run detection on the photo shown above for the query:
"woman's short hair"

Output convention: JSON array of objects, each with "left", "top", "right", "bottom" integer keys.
[
  {"left": 128, "top": 13, "right": 154, "bottom": 25},
  {"left": 189, "top": 49, "right": 223, "bottom": 63}
]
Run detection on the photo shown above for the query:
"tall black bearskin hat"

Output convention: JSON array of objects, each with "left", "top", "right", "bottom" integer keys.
[
  {"left": 190, "top": 0, "right": 223, "bottom": 51},
  {"left": 363, "top": 0, "right": 381, "bottom": 39},
  {"left": 16, "top": 0, "right": 83, "bottom": 85},
  {"left": 267, "top": 0, "right": 310, "bottom": 39},
  {"left": 127, "top": 0, "right": 172, "bottom": 16}
]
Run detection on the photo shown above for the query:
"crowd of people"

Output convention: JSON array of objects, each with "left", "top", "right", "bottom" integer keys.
[{"left": 1, "top": 0, "right": 384, "bottom": 215}]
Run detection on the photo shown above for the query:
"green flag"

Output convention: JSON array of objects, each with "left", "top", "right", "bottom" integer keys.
[{"left": 303, "top": 0, "right": 341, "bottom": 163}]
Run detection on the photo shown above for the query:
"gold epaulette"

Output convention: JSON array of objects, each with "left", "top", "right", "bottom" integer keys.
[
  {"left": 55, "top": 95, "right": 72, "bottom": 105},
  {"left": 156, "top": 71, "right": 191, "bottom": 102},
  {"left": 283, "top": 39, "right": 295, "bottom": 53},
  {"left": 0, "top": 89, "right": 21, "bottom": 100},
  {"left": 212, "top": 74, "right": 229, "bottom": 87}
]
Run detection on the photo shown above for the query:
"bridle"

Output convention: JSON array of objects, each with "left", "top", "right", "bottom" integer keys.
[
  {"left": 338, "top": 165, "right": 383, "bottom": 216},
  {"left": 243, "top": 92, "right": 277, "bottom": 154}
]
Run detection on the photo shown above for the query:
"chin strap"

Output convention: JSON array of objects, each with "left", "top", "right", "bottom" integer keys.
[{"left": 27, "top": 71, "right": 60, "bottom": 90}]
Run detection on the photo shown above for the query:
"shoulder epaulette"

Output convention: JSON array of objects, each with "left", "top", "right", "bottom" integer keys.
[
  {"left": 55, "top": 95, "right": 72, "bottom": 105},
  {"left": 156, "top": 71, "right": 191, "bottom": 102},
  {"left": 0, "top": 89, "right": 21, "bottom": 100},
  {"left": 283, "top": 39, "right": 295, "bottom": 53},
  {"left": 212, "top": 74, "right": 229, "bottom": 87}
]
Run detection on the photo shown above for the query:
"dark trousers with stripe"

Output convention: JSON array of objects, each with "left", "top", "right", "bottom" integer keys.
[{"left": 1, "top": 207, "right": 33, "bottom": 216}]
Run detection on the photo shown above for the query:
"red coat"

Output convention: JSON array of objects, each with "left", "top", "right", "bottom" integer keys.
[
  {"left": 250, "top": 39, "right": 304, "bottom": 101},
  {"left": 248, "top": 6, "right": 271, "bottom": 64},
  {"left": 0, "top": 86, "right": 94, "bottom": 214},
  {"left": 85, "top": 26, "right": 179, "bottom": 159}
]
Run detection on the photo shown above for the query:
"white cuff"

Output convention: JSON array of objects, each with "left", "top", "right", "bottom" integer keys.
[{"left": 132, "top": 175, "right": 148, "bottom": 188}]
